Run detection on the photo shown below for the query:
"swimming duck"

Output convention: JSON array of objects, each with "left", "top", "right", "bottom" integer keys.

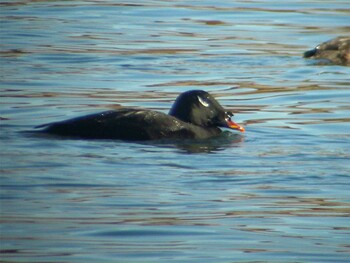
[
  {"left": 36, "top": 90, "right": 245, "bottom": 140},
  {"left": 304, "top": 36, "right": 350, "bottom": 66}
]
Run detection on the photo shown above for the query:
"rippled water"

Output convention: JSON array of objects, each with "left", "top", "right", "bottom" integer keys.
[{"left": 1, "top": 1, "right": 350, "bottom": 262}]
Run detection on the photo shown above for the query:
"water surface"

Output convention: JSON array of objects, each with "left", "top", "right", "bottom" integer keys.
[{"left": 1, "top": 1, "right": 350, "bottom": 262}]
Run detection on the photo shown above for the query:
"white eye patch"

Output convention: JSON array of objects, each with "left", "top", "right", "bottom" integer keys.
[{"left": 197, "top": 96, "right": 210, "bottom": 107}]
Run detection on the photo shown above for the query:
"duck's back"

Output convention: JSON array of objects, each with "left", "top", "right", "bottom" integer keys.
[{"left": 37, "top": 108, "right": 220, "bottom": 140}]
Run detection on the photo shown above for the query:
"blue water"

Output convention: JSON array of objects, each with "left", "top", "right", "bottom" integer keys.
[{"left": 1, "top": 1, "right": 350, "bottom": 262}]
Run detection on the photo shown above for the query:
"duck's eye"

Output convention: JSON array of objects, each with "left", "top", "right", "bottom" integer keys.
[
  {"left": 226, "top": 111, "right": 234, "bottom": 118},
  {"left": 197, "top": 96, "right": 210, "bottom": 107}
]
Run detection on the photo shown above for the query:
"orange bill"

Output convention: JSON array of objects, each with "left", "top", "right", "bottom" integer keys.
[{"left": 226, "top": 119, "right": 245, "bottom": 132}]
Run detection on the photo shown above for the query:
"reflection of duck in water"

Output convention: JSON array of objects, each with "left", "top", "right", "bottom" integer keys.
[
  {"left": 304, "top": 36, "right": 350, "bottom": 66},
  {"left": 36, "top": 90, "right": 245, "bottom": 141}
]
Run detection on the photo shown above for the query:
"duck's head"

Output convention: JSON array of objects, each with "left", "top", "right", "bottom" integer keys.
[
  {"left": 169, "top": 90, "right": 245, "bottom": 132},
  {"left": 304, "top": 36, "right": 350, "bottom": 65}
]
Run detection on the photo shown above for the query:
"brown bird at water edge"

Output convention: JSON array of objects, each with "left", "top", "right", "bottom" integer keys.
[{"left": 304, "top": 36, "right": 350, "bottom": 66}]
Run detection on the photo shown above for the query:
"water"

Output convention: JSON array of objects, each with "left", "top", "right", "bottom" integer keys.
[{"left": 1, "top": 1, "right": 350, "bottom": 262}]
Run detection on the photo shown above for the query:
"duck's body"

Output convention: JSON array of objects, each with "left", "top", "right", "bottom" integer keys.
[
  {"left": 304, "top": 36, "right": 350, "bottom": 66},
  {"left": 37, "top": 108, "right": 222, "bottom": 140},
  {"left": 36, "top": 90, "right": 244, "bottom": 141}
]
